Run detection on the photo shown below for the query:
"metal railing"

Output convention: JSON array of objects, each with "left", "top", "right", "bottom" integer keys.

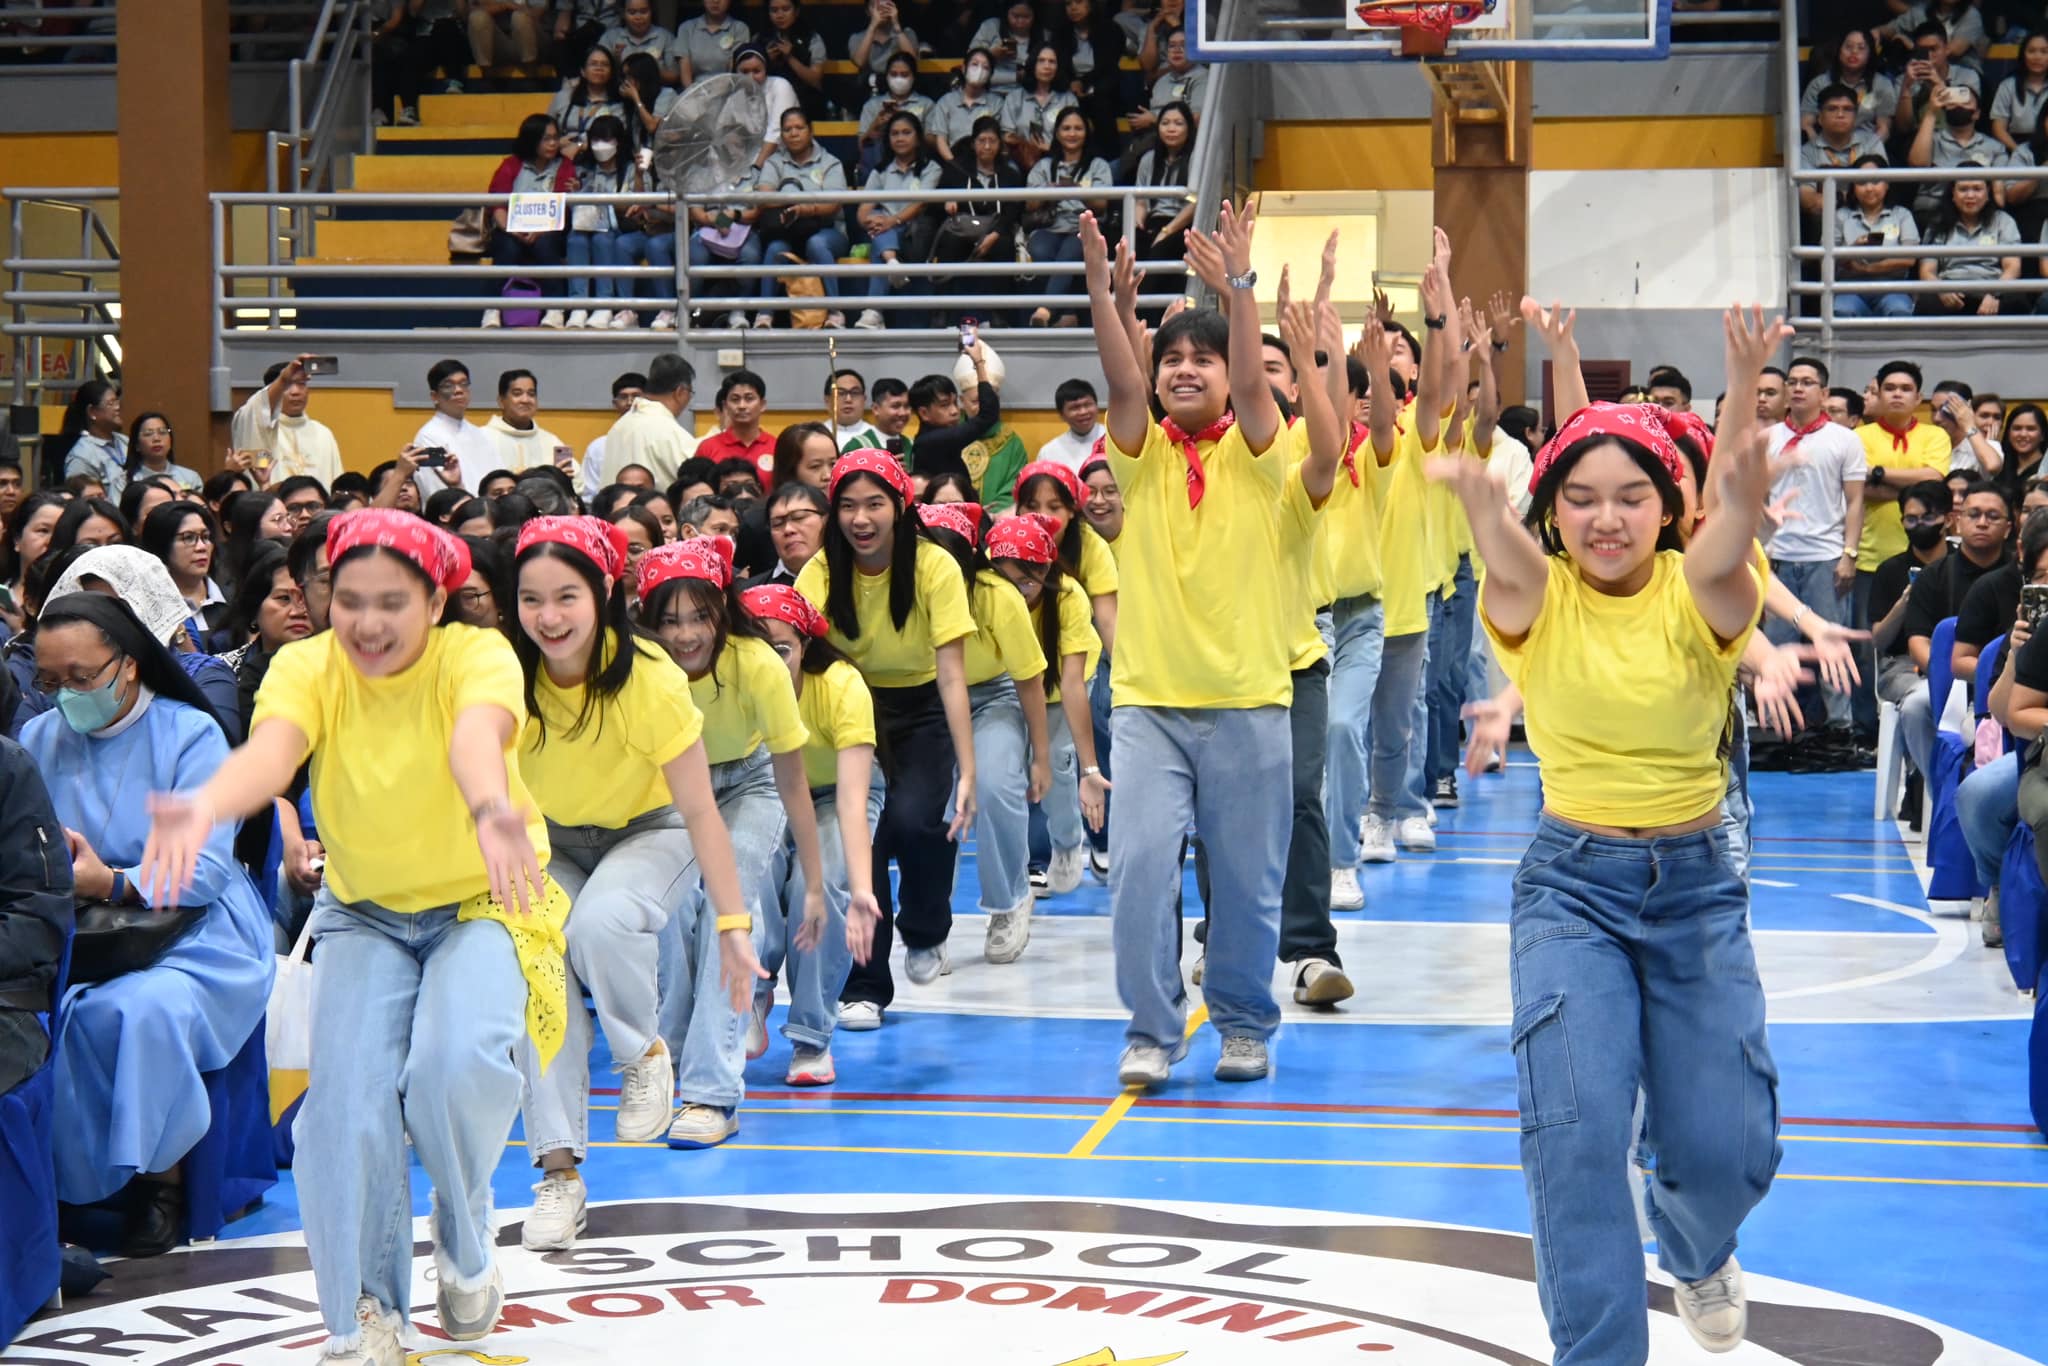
[
  {"left": 271, "top": 0, "right": 375, "bottom": 261},
  {"left": 3, "top": 189, "right": 121, "bottom": 441},
  {"left": 0, "top": 2, "right": 327, "bottom": 61},
  {"left": 1189, "top": 0, "right": 1252, "bottom": 309}
]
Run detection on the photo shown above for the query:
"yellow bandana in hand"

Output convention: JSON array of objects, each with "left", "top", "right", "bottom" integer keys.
[{"left": 456, "top": 874, "right": 571, "bottom": 1070}]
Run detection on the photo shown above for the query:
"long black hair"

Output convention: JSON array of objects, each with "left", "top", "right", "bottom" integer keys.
[
  {"left": 218, "top": 490, "right": 285, "bottom": 596},
  {"left": 36, "top": 591, "right": 228, "bottom": 737},
  {"left": 989, "top": 542, "right": 1065, "bottom": 677},
  {"left": 1524, "top": 433, "right": 1688, "bottom": 557},
  {"left": 226, "top": 539, "right": 293, "bottom": 645},
  {"left": 440, "top": 534, "right": 511, "bottom": 632},
  {"left": 643, "top": 573, "right": 771, "bottom": 696},
  {"left": 1014, "top": 471, "right": 1085, "bottom": 576},
  {"left": 2, "top": 489, "right": 70, "bottom": 585},
  {"left": 48, "top": 497, "right": 129, "bottom": 562},
  {"left": 118, "top": 475, "right": 181, "bottom": 529},
  {"left": 822, "top": 469, "right": 921, "bottom": 637},
  {"left": 123, "top": 410, "right": 177, "bottom": 478},
  {"left": 138, "top": 500, "right": 219, "bottom": 578},
  {"left": 512, "top": 538, "right": 648, "bottom": 744},
  {"left": 59, "top": 379, "right": 117, "bottom": 443}
]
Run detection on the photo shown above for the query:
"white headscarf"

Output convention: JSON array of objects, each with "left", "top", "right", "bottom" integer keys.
[{"left": 46, "top": 545, "right": 193, "bottom": 647}]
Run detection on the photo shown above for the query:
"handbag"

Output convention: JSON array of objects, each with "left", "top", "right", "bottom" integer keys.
[
  {"left": 69, "top": 900, "right": 204, "bottom": 987},
  {"left": 266, "top": 916, "right": 314, "bottom": 1127},
  {"left": 501, "top": 277, "right": 544, "bottom": 328},
  {"left": 447, "top": 206, "right": 489, "bottom": 258},
  {"left": 777, "top": 251, "right": 828, "bottom": 329},
  {"left": 939, "top": 212, "right": 1000, "bottom": 243}
]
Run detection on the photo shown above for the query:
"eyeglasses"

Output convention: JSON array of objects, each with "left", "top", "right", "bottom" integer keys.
[
  {"left": 770, "top": 508, "right": 824, "bottom": 532},
  {"left": 1901, "top": 514, "right": 1948, "bottom": 528},
  {"left": 33, "top": 653, "right": 120, "bottom": 697},
  {"left": 457, "top": 587, "right": 494, "bottom": 610},
  {"left": 1961, "top": 508, "right": 2009, "bottom": 522},
  {"left": 435, "top": 380, "right": 471, "bottom": 395},
  {"left": 832, "top": 385, "right": 866, "bottom": 399},
  {"left": 173, "top": 530, "right": 213, "bottom": 547}
]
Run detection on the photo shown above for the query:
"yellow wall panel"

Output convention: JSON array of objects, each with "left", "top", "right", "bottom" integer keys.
[
  {"left": 0, "top": 132, "right": 271, "bottom": 195},
  {"left": 1257, "top": 123, "right": 1437, "bottom": 192},
  {"left": 1530, "top": 116, "right": 1781, "bottom": 171}
]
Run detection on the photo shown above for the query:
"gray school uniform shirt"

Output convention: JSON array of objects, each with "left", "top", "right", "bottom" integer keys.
[
  {"left": 759, "top": 146, "right": 850, "bottom": 232},
  {"left": 859, "top": 91, "right": 935, "bottom": 140},
  {"left": 1801, "top": 72, "right": 1899, "bottom": 137},
  {"left": 1991, "top": 75, "right": 2048, "bottom": 140},
  {"left": 928, "top": 87, "right": 1005, "bottom": 151},
  {"left": 1001, "top": 85, "right": 1079, "bottom": 145},
  {"left": 1832, "top": 203, "right": 1920, "bottom": 280},
  {"left": 677, "top": 14, "right": 753, "bottom": 78},
  {"left": 1025, "top": 153, "right": 1113, "bottom": 235},
  {"left": 1149, "top": 64, "right": 1207, "bottom": 111},
  {"left": 863, "top": 159, "right": 943, "bottom": 219},
  {"left": 1927, "top": 210, "right": 2018, "bottom": 280}
]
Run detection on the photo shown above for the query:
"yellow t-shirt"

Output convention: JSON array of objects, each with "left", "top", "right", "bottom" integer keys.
[
  {"left": 1376, "top": 415, "right": 1444, "bottom": 638},
  {"left": 1109, "top": 417, "right": 1295, "bottom": 709},
  {"left": 1484, "top": 550, "right": 1761, "bottom": 827},
  {"left": 519, "top": 632, "right": 702, "bottom": 828},
  {"left": 798, "top": 658, "right": 876, "bottom": 789},
  {"left": 692, "top": 634, "right": 808, "bottom": 765},
  {"left": 961, "top": 568, "right": 1050, "bottom": 686},
  {"left": 1076, "top": 524, "right": 1119, "bottom": 598},
  {"left": 1038, "top": 576, "right": 1102, "bottom": 703},
  {"left": 252, "top": 625, "right": 550, "bottom": 913},
  {"left": 794, "top": 539, "right": 977, "bottom": 688},
  {"left": 1855, "top": 420, "right": 1951, "bottom": 571},
  {"left": 1321, "top": 423, "right": 1388, "bottom": 602},
  {"left": 1283, "top": 424, "right": 1331, "bottom": 672}
]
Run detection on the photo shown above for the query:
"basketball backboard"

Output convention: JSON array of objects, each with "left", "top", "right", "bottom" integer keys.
[{"left": 1190, "top": 0, "right": 1674, "bottom": 63}]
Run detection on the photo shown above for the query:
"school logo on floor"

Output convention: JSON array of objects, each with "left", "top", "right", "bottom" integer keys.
[{"left": 4, "top": 1197, "right": 2034, "bottom": 1366}]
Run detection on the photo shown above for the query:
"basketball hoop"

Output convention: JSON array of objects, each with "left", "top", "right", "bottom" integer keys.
[{"left": 1353, "top": 0, "right": 1496, "bottom": 56}]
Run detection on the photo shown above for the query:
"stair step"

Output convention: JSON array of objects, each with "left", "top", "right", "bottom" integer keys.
[
  {"left": 352, "top": 154, "right": 510, "bottom": 190},
  {"left": 309, "top": 218, "right": 457, "bottom": 261}
]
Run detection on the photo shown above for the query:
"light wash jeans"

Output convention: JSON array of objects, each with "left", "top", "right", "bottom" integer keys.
[
  {"left": 518, "top": 806, "right": 689, "bottom": 1164},
  {"left": 1400, "top": 590, "right": 1441, "bottom": 814},
  {"left": 1763, "top": 557, "right": 1850, "bottom": 729},
  {"left": 1324, "top": 592, "right": 1386, "bottom": 867},
  {"left": 960, "top": 677, "right": 1033, "bottom": 916},
  {"left": 760, "top": 778, "right": 886, "bottom": 1049},
  {"left": 1425, "top": 555, "right": 1477, "bottom": 788},
  {"left": 1042, "top": 702, "right": 1085, "bottom": 853},
  {"left": 296, "top": 896, "right": 527, "bottom": 1346},
  {"left": 1720, "top": 701, "right": 1752, "bottom": 883},
  {"left": 655, "top": 747, "right": 787, "bottom": 1110},
  {"left": 1109, "top": 704, "right": 1291, "bottom": 1048},
  {"left": 1510, "top": 815, "right": 1780, "bottom": 1365},
  {"left": 1959, "top": 750, "right": 2022, "bottom": 887},
  {"left": 1368, "top": 626, "right": 1430, "bottom": 821},
  {"left": 566, "top": 228, "right": 623, "bottom": 302},
  {"left": 614, "top": 228, "right": 677, "bottom": 301}
]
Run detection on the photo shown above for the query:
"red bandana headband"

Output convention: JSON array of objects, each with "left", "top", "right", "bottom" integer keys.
[
  {"left": 1014, "top": 460, "right": 1082, "bottom": 509},
  {"left": 516, "top": 515, "right": 630, "bottom": 580},
  {"left": 1079, "top": 436, "right": 1110, "bottom": 483},
  {"left": 636, "top": 534, "right": 735, "bottom": 599},
  {"left": 1159, "top": 413, "right": 1236, "bottom": 509},
  {"left": 1528, "top": 402, "right": 1688, "bottom": 495},
  {"left": 985, "top": 513, "right": 1060, "bottom": 565},
  {"left": 326, "top": 508, "right": 471, "bottom": 592},
  {"left": 830, "top": 449, "right": 912, "bottom": 504},
  {"left": 741, "top": 583, "right": 829, "bottom": 639},
  {"left": 917, "top": 501, "right": 985, "bottom": 544},
  {"left": 1648, "top": 405, "right": 1715, "bottom": 462}
]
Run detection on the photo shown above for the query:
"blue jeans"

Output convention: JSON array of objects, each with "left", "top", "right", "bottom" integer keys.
[
  {"left": 1042, "top": 702, "right": 1084, "bottom": 853},
  {"left": 687, "top": 231, "right": 764, "bottom": 304},
  {"left": 296, "top": 897, "right": 527, "bottom": 1346},
  {"left": 1088, "top": 654, "right": 1113, "bottom": 853},
  {"left": 566, "top": 228, "right": 623, "bottom": 301},
  {"left": 960, "top": 678, "right": 1033, "bottom": 914},
  {"left": 761, "top": 226, "right": 851, "bottom": 299},
  {"left": 1109, "top": 704, "right": 1292, "bottom": 1047},
  {"left": 1510, "top": 815, "right": 1779, "bottom": 1365},
  {"left": 655, "top": 747, "right": 787, "bottom": 1110},
  {"left": 1834, "top": 290, "right": 1912, "bottom": 318},
  {"left": 760, "top": 779, "right": 886, "bottom": 1049},
  {"left": 1325, "top": 593, "right": 1386, "bottom": 865},
  {"left": 1959, "top": 750, "right": 2022, "bottom": 888},
  {"left": 518, "top": 807, "right": 688, "bottom": 1164},
  {"left": 615, "top": 227, "right": 677, "bottom": 301},
  {"left": 1027, "top": 228, "right": 1085, "bottom": 299},
  {"left": 1720, "top": 702, "right": 1752, "bottom": 883},
  {"left": 1425, "top": 554, "right": 1477, "bottom": 787},
  {"left": 866, "top": 226, "right": 904, "bottom": 299},
  {"left": 1763, "top": 557, "right": 1850, "bottom": 729}
]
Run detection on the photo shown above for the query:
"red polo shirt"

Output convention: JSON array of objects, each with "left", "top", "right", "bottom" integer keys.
[{"left": 696, "top": 428, "right": 778, "bottom": 489}]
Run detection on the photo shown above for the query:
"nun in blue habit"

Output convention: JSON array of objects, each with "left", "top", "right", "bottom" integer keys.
[{"left": 20, "top": 592, "right": 273, "bottom": 1255}]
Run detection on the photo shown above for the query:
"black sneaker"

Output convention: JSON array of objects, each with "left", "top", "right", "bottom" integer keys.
[
  {"left": 1431, "top": 776, "right": 1459, "bottom": 808},
  {"left": 1028, "top": 866, "right": 1050, "bottom": 897}
]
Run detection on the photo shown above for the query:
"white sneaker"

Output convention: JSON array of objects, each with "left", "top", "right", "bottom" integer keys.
[
  {"left": 1396, "top": 815, "right": 1437, "bottom": 852},
  {"left": 1191, "top": 951, "right": 1204, "bottom": 986},
  {"left": 480, "top": 309, "right": 502, "bottom": 328},
  {"left": 1046, "top": 845, "right": 1085, "bottom": 894},
  {"left": 613, "top": 1040, "right": 675, "bottom": 1142},
  {"left": 1674, "top": 1255, "right": 1747, "bottom": 1353},
  {"left": 520, "top": 1173, "right": 586, "bottom": 1250},
  {"left": 854, "top": 308, "right": 886, "bottom": 329},
  {"left": 753, "top": 311, "right": 774, "bottom": 329},
  {"left": 1088, "top": 846, "right": 1109, "bottom": 881},
  {"left": 745, "top": 994, "right": 770, "bottom": 1060},
  {"left": 665, "top": 1103, "right": 738, "bottom": 1149},
  {"left": 397, "top": 106, "right": 420, "bottom": 126},
  {"left": 1214, "top": 1034, "right": 1269, "bottom": 1082},
  {"left": 825, "top": 310, "right": 846, "bottom": 329},
  {"left": 1359, "top": 813, "right": 1396, "bottom": 863},
  {"left": 609, "top": 308, "right": 636, "bottom": 329},
  {"left": 906, "top": 942, "right": 952, "bottom": 983},
  {"left": 1292, "top": 957, "right": 1354, "bottom": 1006},
  {"left": 1329, "top": 866, "right": 1365, "bottom": 910},
  {"left": 432, "top": 1253, "right": 502, "bottom": 1341},
  {"left": 1117, "top": 1037, "right": 1187, "bottom": 1089},
  {"left": 651, "top": 309, "right": 676, "bottom": 329},
  {"left": 1425, "top": 803, "right": 1439, "bottom": 829},
  {"left": 321, "top": 1297, "right": 404, "bottom": 1366},
  {"left": 540, "top": 309, "right": 567, "bottom": 329},
  {"left": 726, "top": 310, "right": 749, "bottom": 329},
  {"left": 984, "top": 898, "right": 1033, "bottom": 963},
  {"left": 837, "top": 999, "right": 883, "bottom": 1030},
  {"left": 585, "top": 308, "right": 612, "bottom": 329},
  {"left": 566, "top": 308, "right": 590, "bottom": 329},
  {"left": 786, "top": 1046, "right": 835, "bottom": 1085}
]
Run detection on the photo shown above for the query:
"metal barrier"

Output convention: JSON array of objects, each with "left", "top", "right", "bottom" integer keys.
[
  {"left": 1790, "top": 163, "right": 2048, "bottom": 350},
  {"left": 0, "top": 2, "right": 326, "bottom": 60},
  {"left": 270, "top": 0, "right": 375, "bottom": 261},
  {"left": 2, "top": 188, "right": 121, "bottom": 441}
]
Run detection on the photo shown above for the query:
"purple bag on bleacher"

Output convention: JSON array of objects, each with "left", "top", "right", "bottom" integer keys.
[{"left": 501, "top": 277, "right": 543, "bottom": 328}]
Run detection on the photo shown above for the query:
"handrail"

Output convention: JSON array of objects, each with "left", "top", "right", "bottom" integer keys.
[
  {"left": 282, "top": 0, "right": 372, "bottom": 256},
  {"left": 6, "top": 187, "right": 122, "bottom": 436},
  {"left": 0, "top": 2, "right": 325, "bottom": 55},
  {"left": 1780, "top": 0, "right": 1802, "bottom": 328}
]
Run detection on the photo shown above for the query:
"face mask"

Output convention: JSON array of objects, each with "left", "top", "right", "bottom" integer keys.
[
  {"left": 590, "top": 140, "right": 619, "bottom": 160},
  {"left": 1906, "top": 522, "right": 1947, "bottom": 551},
  {"left": 966, "top": 63, "right": 990, "bottom": 85},
  {"left": 1946, "top": 106, "right": 1976, "bottom": 127},
  {"left": 56, "top": 661, "right": 126, "bottom": 734},
  {"left": 887, "top": 74, "right": 913, "bottom": 95}
]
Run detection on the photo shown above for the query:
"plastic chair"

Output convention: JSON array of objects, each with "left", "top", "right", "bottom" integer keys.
[
  {"left": 1929, "top": 616, "right": 1961, "bottom": 733},
  {"left": 1874, "top": 694, "right": 1908, "bottom": 820}
]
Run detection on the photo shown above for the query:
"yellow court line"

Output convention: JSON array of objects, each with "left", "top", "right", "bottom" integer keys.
[{"left": 1067, "top": 1005, "right": 1208, "bottom": 1157}]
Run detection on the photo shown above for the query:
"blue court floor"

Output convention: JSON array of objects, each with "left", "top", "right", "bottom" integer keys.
[{"left": 11, "top": 756, "right": 2045, "bottom": 1366}]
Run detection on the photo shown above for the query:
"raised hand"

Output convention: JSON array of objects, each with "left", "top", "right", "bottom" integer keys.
[
  {"left": 1519, "top": 297, "right": 1578, "bottom": 354},
  {"left": 1314, "top": 229, "right": 1339, "bottom": 309},
  {"left": 1278, "top": 298, "right": 1317, "bottom": 371},
  {"left": 1487, "top": 289, "right": 1520, "bottom": 341},
  {"left": 1275, "top": 262, "right": 1292, "bottom": 319},
  {"left": 1182, "top": 221, "right": 1228, "bottom": 297},
  {"left": 1079, "top": 211, "right": 1114, "bottom": 296},
  {"left": 1212, "top": 196, "right": 1257, "bottom": 278},
  {"left": 1461, "top": 296, "right": 1492, "bottom": 354}
]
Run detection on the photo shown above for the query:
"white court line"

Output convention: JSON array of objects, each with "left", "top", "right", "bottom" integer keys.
[
  {"left": 1753, "top": 878, "right": 1795, "bottom": 887},
  {"left": 1763, "top": 894, "right": 1966, "bottom": 1003}
]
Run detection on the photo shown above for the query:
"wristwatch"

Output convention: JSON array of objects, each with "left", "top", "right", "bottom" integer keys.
[
  {"left": 1870, "top": 464, "right": 1887, "bottom": 485},
  {"left": 1226, "top": 269, "right": 1257, "bottom": 290},
  {"left": 1424, "top": 314, "right": 1447, "bottom": 330}
]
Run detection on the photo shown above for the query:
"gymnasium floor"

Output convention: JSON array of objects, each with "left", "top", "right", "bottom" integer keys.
[{"left": 11, "top": 759, "right": 2045, "bottom": 1366}]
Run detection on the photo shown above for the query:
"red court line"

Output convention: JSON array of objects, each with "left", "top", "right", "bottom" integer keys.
[
  {"left": 1441, "top": 830, "right": 1902, "bottom": 846},
  {"left": 592, "top": 1087, "right": 2038, "bottom": 1133}
]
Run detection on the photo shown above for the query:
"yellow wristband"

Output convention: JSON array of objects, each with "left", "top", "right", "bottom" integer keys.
[{"left": 715, "top": 913, "right": 753, "bottom": 933}]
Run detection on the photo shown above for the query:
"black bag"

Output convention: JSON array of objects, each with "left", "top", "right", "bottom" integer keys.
[{"left": 69, "top": 900, "right": 204, "bottom": 987}]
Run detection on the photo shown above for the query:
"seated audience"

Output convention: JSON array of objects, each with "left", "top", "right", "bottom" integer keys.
[
  {"left": 1024, "top": 108, "right": 1112, "bottom": 327},
  {"left": 1991, "top": 32, "right": 2048, "bottom": 154},
  {"left": 850, "top": 0, "right": 918, "bottom": 83},
  {"left": 678, "top": 0, "right": 753, "bottom": 86},
  {"left": 930, "top": 50, "right": 1005, "bottom": 167},
  {"left": 1834, "top": 156, "right": 1922, "bottom": 318},
  {"left": 1918, "top": 174, "right": 2020, "bottom": 314},
  {"left": 755, "top": 108, "right": 853, "bottom": 329},
  {"left": 735, "top": 42, "right": 802, "bottom": 168},
  {"left": 1003, "top": 44, "right": 1081, "bottom": 171},
  {"left": 468, "top": 0, "right": 544, "bottom": 73},
  {"left": 856, "top": 112, "right": 944, "bottom": 329},
  {"left": 1054, "top": 0, "right": 1128, "bottom": 159},
  {"left": 550, "top": 43, "right": 627, "bottom": 160},
  {"left": 137, "top": 501, "right": 229, "bottom": 647},
  {"left": 763, "top": 0, "right": 830, "bottom": 123},
  {"left": 857, "top": 52, "right": 934, "bottom": 173},
  {"left": 933, "top": 116, "right": 1026, "bottom": 323},
  {"left": 975, "top": 2, "right": 1046, "bottom": 90},
  {"left": 600, "top": 0, "right": 676, "bottom": 86},
  {"left": 1801, "top": 28, "right": 1895, "bottom": 143},
  {"left": 485, "top": 114, "right": 577, "bottom": 329},
  {"left": 1910, "top": 85, "right": 2004, "bottom": 221},
  {"left": 565, "top": 116, "right": 634, "bottom": 330}
]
